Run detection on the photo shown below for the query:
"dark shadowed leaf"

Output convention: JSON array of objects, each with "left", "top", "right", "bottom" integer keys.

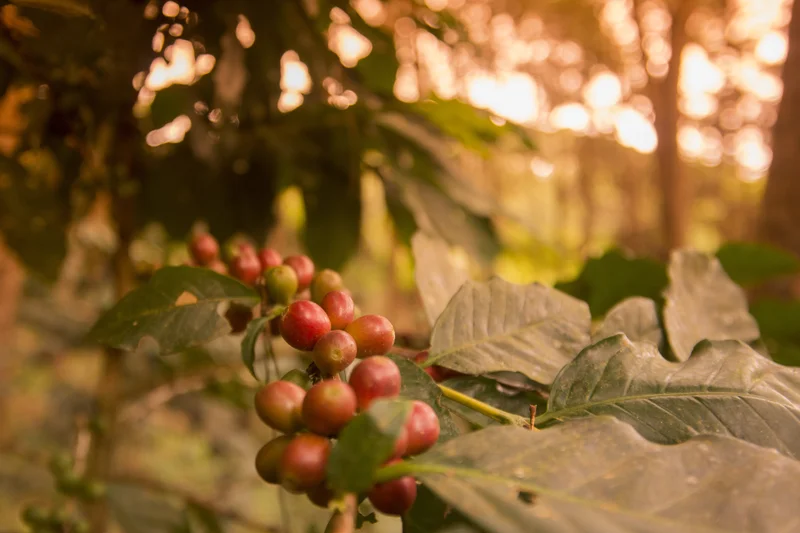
[
  {"left": 440, "top": 375, "right": 546, "bottom": 428},
  {"left": 240, "top": 306, "right": 285, "bottom": 381},
  {"left": 403, "top": 485, "right": 478, "bottom": 533},
  {"left": 751, "top": 298, "right": 800, "bottom": 366},
  {"left": 424, "top": 278, "right": 591, "bottom": 384},
  {"left": 327, "top": 399, "right": 412, "bottom": 494},
  {"left": 403, "top": 417, "right": 800, "bottom": 533},
  {"left": 88, "top": 266, "right": 259, "bottom": 354},
  {"left": 664, "top": 250, "right": 760, "bottom": 361},
  {"left": 591, "top": 297, "right": 663, "bottom": 346},
  {"left": 411, "top": 231, "right": 470, "bottom": 327},
  {"left": 538, "top": 334, "right": 800, "bottom": 458},
  {"left": 716, "top": 241, "right": 800, "bottom": 286}
]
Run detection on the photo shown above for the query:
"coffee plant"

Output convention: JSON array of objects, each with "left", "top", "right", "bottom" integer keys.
[{"left": 72, "top": 228, "right": 800, "bottom": 533}]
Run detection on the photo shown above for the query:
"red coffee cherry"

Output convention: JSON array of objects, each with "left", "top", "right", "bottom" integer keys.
[
  {"left": 207, "top": 258, "right": 228, "bottom": 275},
  {"left": 265, "top": 265, "right": 299, "bottom": 305},
  {"left": 189, "top": 233, "right": 219, "bottom": 266},
  {"left": 404, "top": 400, "right": 440, "bottom": 455},
  {"left": 225, "top": 303, "right": 254, "bottom": 334},
  {"left": 348, "top": 356, "right": 401, "bottom": 411},
  {"left": 392, "top": 427, "right": 409, "bottom": 459},
  {"left": 345, "top": 315, "right": 395, "bottom": 358},
  {"left": 312, "top": 330, "right": 357, "bottom": 375},
  {"left": 321, "top": 290, "right": 355, "bottom": 330},
  {"left": 230, "top": 249, "right": 261, "bottom": 285},
  {"left": 310, "top": 269, "right": 344, "bottom": 304},
  {"left": 413, "top": 350, "right": 462, "bottom": 382},
  {"left": 283, "top": 255, "right": 315, "bottom": 291},
  {"left": 254, "top": 381, "right": 306, "bottom": 433},
  {"left": 302, "top": 380, "right": 357, "bottom": 436},
  {"left": 279, "top": 434, "right": 331, "bottom": 493},
  {"left": 280, "top": 301, "right": 331, "bottom": 351},
  {"left": 367, "top": 460, "right": 417, "bottom": 516},
  {"left": 307, "top": 483, "right": 333, "bottom": 508},
  {"left": 258, "top": 248, "right": 283, "bottom": 272},
  {"left": 255, "top": 435, "right": 292, "bottom": 484}
]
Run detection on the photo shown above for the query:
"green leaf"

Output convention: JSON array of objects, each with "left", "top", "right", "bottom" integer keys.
[
  {"left": 538, "top": 334, "right": 800, "bottom": 458},
  {"left": 388, "top": 355, "right": 460, "bottom": 441},
  {"left": 411, "top": 231, "right": 470, "bottom": 327},
  {"left": 591, "top": 297, "right": 663, "bottom": 346},
  {"left": 150, "top": 85, "right": 190, "bottom": 129},
  {"left": 555, "top": 248, "right": 668, "bottom": 316},
  {"left": 440, "top": 375, "right": 545, "bottom": 426},
  {"left": 424, "top": 278, "right": 591, "bottom": 384},
  {"left": 716, "top": 241, "right": 800, "bottom": 286},
  {"left": 88, "top": 266, "right": 259, "bottom": 355},
  {"left": 398, "top": 417, "right": 800, "bottom": 533},
  {"left": 664, "top": 250, "right": 760, "bottom": 361},
  {"left": 240, "top": 307, "right": 284, "bottom": 381},
  {"left": 327, "top": 398, "right": 412, "bottom": 494},
  {"left": 751, "top": 298, "right": 800, "bottom": 366},
  {"left": 404, "top": 485, "right": 477, "bottom": 533}
]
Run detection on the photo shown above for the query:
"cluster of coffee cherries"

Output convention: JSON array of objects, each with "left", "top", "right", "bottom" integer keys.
[{"left": 253, "top": 356, "right": 440, "bottom": 516}]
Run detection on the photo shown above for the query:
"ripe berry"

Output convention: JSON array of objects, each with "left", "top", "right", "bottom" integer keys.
[
  {"left": 392, "top": 427, "right": 409, "bottom": 459},
  {"left": 414, "top": 350, "right": 463, "bottom": 382},
  {"left": 225, "top": 303, "right": 254, "bottom": 334},
  {"left": 223, "top": 237, "right": 256, "bottom": 263},
  {"left": 207, "top": 258, "right": 228, "bottom": 275},
  {"left": 310, "top": 269, "right": 343, "bottom": 303},
  {"left": 302, "top": 380, "right": 357, "bottom": 436},
  {"left": 321, "top": 290, "right": 355, "bottom": 330},
  {"left": 307, "top": 483, "right": 333, "bottom": 508},
  {"left": 255, "top": 435, "right": 292, "bottom": 484},
  {"left": 404, "top": 400, "right": 440, "bottom": 455},
  {"left": 367, "top": 460, "right": 417, "bottom": 516},
  {"left": 230, "top": 249, "right": 261, "bottom": 285},
  {"left": 279, "top": 434, "right": 331, "bottom": 493},
  {"left": 189, "top": 233, "right": 219, "bottom": 265},
  {"left": 284, "top": 255, "right": 315, "bottom": 291},
  {"left": 348, "top": 356, "right": 401, "bottom": 411},
  {"left": 312, "top": 330, "right": 357, "bottom": 375},
  {"left": 345, "top": 315, "right": 395, "bottom": 358},
  {"left": 258, "top": 247, "right": 283, "bottom": 272},
  {"left": 254, "top": 381, "right": 306, "bottom": 433},
  {"left": 265, "top": 265, "right": 299, "bottom": 304},
  {"left": 280, "top": 301, "right": 331, "bottom": 351}
]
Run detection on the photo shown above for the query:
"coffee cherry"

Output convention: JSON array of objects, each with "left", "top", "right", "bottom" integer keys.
[
  {"left": 414, "top": 350, "right": 462, "bottom": 382},
  {"left": 255, "top": 435, "right": 292, "bottom": 484},
  {"left": 258, "top": 248, "right": 283, "bottom": 272},
  {"left": 284, "top": 255, "right": 315, "bottom": 291},
  {"left": 367, "top": 460, "right": 417, "bottom": 516},
  {"left": 207, "top": 258, "right": 228, "bottom": 275},
  {"left": 404, "top": 401, "right": 440, "bottom": 455},
  {"left": 223, "top": 236, "right": 256, "bottom": 263},
  {"left": 230, "top": 249, "right": 261, "bottom": 285},
  {"left": 189, "top": 233, "right": 219, "bottom": 265},
  {"left": 280, "top": 301, "right": 331, "bottom": 351},
  {"left": 279, "top": 434, "right": 331, "bottom": 493},
  {"left": 312, "top": 330, "right": 357, "bottom": 375},
  {"left": 225, "top": 303, "right": 254, "bottom": 334},
  {"left": 302, "top": 380, "right": 357, "bottom": 436},
  {"left": 56, "top": 470, "right": 82, "bottom": 495},
  {"left": 281, "top": 369, "right": 311, "bottom": 390},
  {"left": 348, "top": 356, "right": 401, "bottom": 411},
  {"left": 321, "top": 290, "right": 355, "bottom": 330},
  {"left": 310, "top": 269, "right": 343, "bottom": 303},
  {"left": 254, "top": 381, "right": 306, "bottom": 433},
  {"left": 265, "top": 265, "right": 299, "bottom": 304},
  {"left": 307, "top": 483, "right": 334, "bottom": 508},
  {"left": 345, "top": 315, "right": 395, "bottom": 358},
  {"left": 392, "top": 427, "right": 409, "bottom": 459}
]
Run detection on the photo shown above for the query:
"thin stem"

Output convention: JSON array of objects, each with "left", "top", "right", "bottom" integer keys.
[{"left": 438, "top": 384, "right": 530, "bottom": 428}]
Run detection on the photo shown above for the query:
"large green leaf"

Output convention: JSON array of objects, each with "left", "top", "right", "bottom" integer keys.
[
  {"left": 591, "top": 297, "right": 663, "bottom": 346},
  {"left": 388, "top": 355, "right": 460, "bottom": 441},
  {"left": 664, "top": 250, "right": 760, "bottom": 361},
  {"left": 411, "top": 231, "right": 470, "bottom": 327},
  {"left": 240, "top": 306, "right": 285, "bottom": 381},
  {"left": 404, "top": 485, "right": 477, "bottom": 533},
  {"left": 424, "top": 278, "right": 591, "bottom": 384},
  {"left": 395, "top": 417, "right": 800, "bottom": 533},
  {"left": 537, "top": 334, "right": 800, "bottom": 458},
  {"left": 440, "top": 375, "right": 546, "bottom": 429},
  {"left": 716, "top": 241, "right": 800, "bottom": 286},
  {"left": 88, "top": 266, "right": 259, "bottom": 354},
  {"left": 751, "top": 298, "right": 800, "bottom": 366}
]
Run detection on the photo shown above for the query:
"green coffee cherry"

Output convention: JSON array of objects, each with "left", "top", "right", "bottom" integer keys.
[
  {"left": 310, "top": 269, "right": 343, "bottom": 304},
  {"left": 55, "top": 470, "right": 82, "bottom": 495},
  {"left": 265, "top": 265, "right": 299, "bottom": 304},
  {"left": 281, "top": 369, "right": 311, "bottom": 390},
  {"left": 79, "top": 480, "right": 106, "bottom": 501}
]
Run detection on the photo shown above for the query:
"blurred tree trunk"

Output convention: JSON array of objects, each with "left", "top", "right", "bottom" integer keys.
[{"left": 759, "top": 0, "right": 800, "bottom": 260}]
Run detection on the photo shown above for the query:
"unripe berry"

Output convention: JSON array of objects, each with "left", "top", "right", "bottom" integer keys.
[
  {"left": 284, "top": 255, "right": 315, "bottom": 291},
  {"left": 307, "top": 483, "right": 333, "bottom": 508},
  {"left": 312, "top": 330, "right": 357, "bottom": 375},
  {"left": 279, "top": 434, "right": 331, "bottom": 493},
  {"left": 207, "top": 258, "right": 228, "bottom": 276},
  {"left": 56, "top": 470, "right": 82, "bottom": 495},
  {"left": 254, "top": 381, "right": 306, "bottom": 433},
  {"left": 281, "top": 369, "right": 311, "bottom": 390},
  {"left": 189, "top": 233, "right": 219, "bottom": 265},
  {"left": 258, "top": 248, "right": 283, "bottom": 272},
  {"left": 223, "top": 237, "right": 256, "bottom": 263},
  {"left": 321, "top": 290, "right": 355, "bottom": 330},
  {"left": 310, "top": 269, "right": 343, "bottom": 303},
  {"left": 280, "top": 301, "right": 331, "bottom": 351},
  {"left": 348, "top": 356, "right": 401, "bottom": 411},
  {"left": 225, "top": 303, "right": 254, "bottom": 334},
  {"left": 230, "top": 249, "right": 261, "bottom": 285},
  {"left": 265, "top": 265, "right": 299, "bottom": 304},
  {"left": 255, "top": 435, "right": 292, "bottom": 484},
  {"left": 367, "top": 460, "right": 417, "bottom": 516},
  {"left": 404, "top": 401, "right": 440, "bottom": 455},
  {"left": 345, "top": 315, "right": 395, "bottom": 358},
  {"left": 302, "top": 380, "right": 357, "bottom": 436}
]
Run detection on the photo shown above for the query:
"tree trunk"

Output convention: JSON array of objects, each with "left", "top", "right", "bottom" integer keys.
[{"left": 759, "top": 0, "right": 800, "bottom": 258}]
